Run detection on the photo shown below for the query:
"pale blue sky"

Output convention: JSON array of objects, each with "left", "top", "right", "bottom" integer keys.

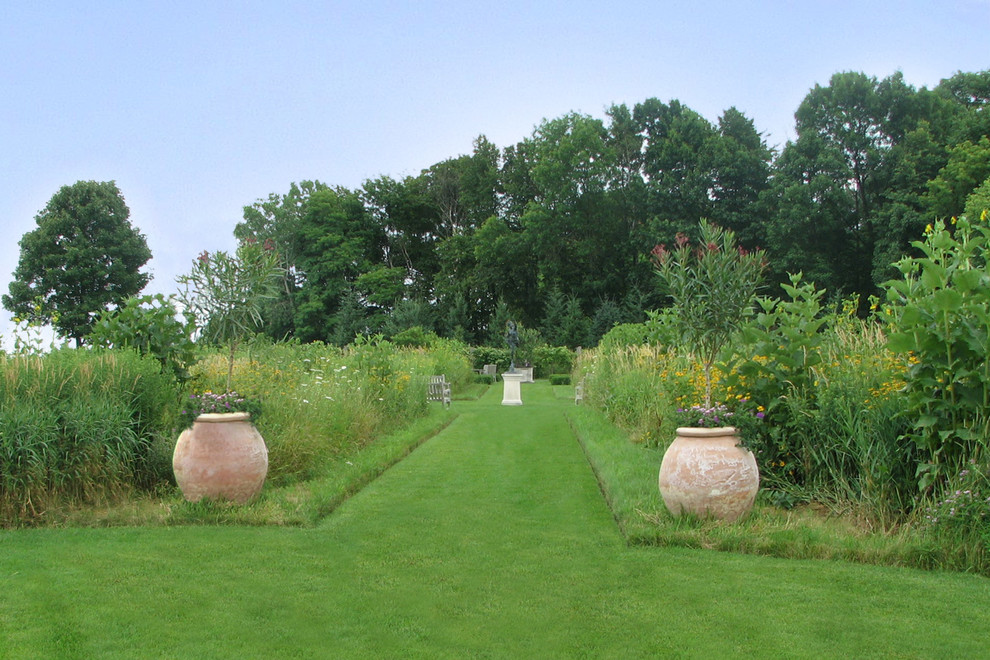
[{"left": 2, "top": 0, "right": 988, "bottom": 345}]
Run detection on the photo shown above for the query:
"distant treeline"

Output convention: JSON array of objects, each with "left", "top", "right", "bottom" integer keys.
[{"left": 234, "top": 69, "right": 990, "bottom": 347}]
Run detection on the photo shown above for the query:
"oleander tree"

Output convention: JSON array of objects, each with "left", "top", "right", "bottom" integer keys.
[
  {"left": 176, "top": 239, "right": 282, "bottom": 391},
  {"left": 653, "top": 219, "right": 766, "bottom": 408}
]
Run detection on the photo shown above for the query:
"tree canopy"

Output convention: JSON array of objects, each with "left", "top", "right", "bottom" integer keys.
[
  {"left": 4, "top": 180, "right": 152, "bottom": 344},
  {"left": 229, "top": 68, "right": 990, "bottom": 347}
]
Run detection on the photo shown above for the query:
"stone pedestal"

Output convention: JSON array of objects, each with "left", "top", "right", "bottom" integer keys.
[
  {"left": 518, "top": 366, "right": 534, "bottom": 383},
  {"left": 501, "top": 372, "right": 524, "bottom": 406}
]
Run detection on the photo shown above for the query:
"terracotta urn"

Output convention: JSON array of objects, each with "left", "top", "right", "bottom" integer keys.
[
  {"left": 173, "top": 412, "right": 268, "bottom": 504},
  {"left": 658, "top": 426, "right": 759, "bottom": 522}
]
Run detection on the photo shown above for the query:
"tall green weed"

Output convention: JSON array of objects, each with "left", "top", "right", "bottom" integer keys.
[
  {"left": 885, "top": 214, "right": 990, "bottom": 493},
  {"left": 576, "top": 346, "right": 689, "bottom": 447}
]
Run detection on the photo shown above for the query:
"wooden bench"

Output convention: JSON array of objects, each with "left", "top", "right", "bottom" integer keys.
[{"left": 428, "top": 375, "right": 452, "bottom": 408}]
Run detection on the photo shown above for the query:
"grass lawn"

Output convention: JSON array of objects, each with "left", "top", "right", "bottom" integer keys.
[{"left": 2, "top": 381, "right": 989, "bottom": 657}]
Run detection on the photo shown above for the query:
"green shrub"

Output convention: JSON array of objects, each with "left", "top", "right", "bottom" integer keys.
[
  {"left": 472, "top": 346, "right": 510, "bottom": 372},
  {"left": 515, "top": 325, "right": 544, "bottom": 366},
  {"left": 421, "top": 337, "right": 474, "bottom": 391},
  {"left": 578, "top": 274, "right": 935, "bottom": 528},
  {"left": 921, "top": 460, "right": 990, "bottom": 555},
  {"left": 87, "top": 293, "right": 197, "bottom": 382},
  {"left": 575, "top": 345, "right": 680, "bottom": 447},
  {"left": 532, "top": 345, "right": 574, "bottom": 378},
  {"left": 391, "top": 325, "right": 437, "bottom": 348},
  {"left": 653, "top": 220, "right": 765, "bottom": 407},
  {"left": 474, "top": 374, "right": 495, "bottom": 385},
  {"left": 598, "top": 323, "right": 650, "bottom": 349},
  {"left": 643, "top": 308, "right": 681, "bottom": 347},
  {"left": 549, "top": 374, "right": 571, "bottom": 386}
]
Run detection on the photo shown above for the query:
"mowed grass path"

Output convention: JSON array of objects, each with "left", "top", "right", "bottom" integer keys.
[{"left": 3, "top": 382, "right": 990, "bottom": 658}]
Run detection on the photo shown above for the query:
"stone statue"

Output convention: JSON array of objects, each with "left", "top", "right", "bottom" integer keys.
[{"left": 505, "top": 320, "right": 519, "bottom": 372}]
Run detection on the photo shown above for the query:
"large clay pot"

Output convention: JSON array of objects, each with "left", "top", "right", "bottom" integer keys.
[
  {"left": 173, "top": 412, "right": 268, "bottom": 504},
  {"left": 658, "top": 426, "right": 759, "bottom": 522}
]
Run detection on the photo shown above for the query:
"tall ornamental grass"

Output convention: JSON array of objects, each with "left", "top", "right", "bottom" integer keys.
[
  {"left": 0, "top": 349, "right": 178, "bottom": 525},
  {"left": 578, "top": 344, "right": 689, "bottom": 447}
]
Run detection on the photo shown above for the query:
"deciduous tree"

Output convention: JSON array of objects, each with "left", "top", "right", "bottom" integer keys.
[{"left": 4, "top": 180, "right": 151, "bottom": 344}]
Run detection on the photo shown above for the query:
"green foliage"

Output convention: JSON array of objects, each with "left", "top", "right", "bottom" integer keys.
[
  {"left": 327, "top": 288, "right": 371, "bottom": 346},
  {"left": 809, "top": 338, "right": 916, "bottom": 523},
  {"left": 653, "top": 219, "right": 765, "bottom": 406},
  {"left": 923, "top": 137, "right": 990, "bottom": 218},
  {"left": 921, "top": 461, "right": 990, "bottom": 551},
  {"left": 177, "top": 240, "right": 283, "bottom": 348},
  {"left": 420, "top": 337, "right": 474, "bottom": 391},
  {"left": 583, "top": 281, "right": 920, "bottom": 525},
  {"left": 549, "top": 374, "right": 571, "bottom": 386},
  {"left": 294, "top": 186, "right": 385, "bottom": 342},
  {"left": 3, "top": 180, "right": 152, "bottom": 343},
  {"left": 5, "top": 300, "right": 67, "bottom": 355},
  {"left": 531, "top": 345, "right": 574, "bottom": 378},
  {"left": 384, "top": 298, "right": 436, "bottom": 337},
  {"left": 0, "top": 349, "right": 178, "bottom": 525},
  {"left": 635, "top": 99, "right": 718, "bottom": 227},
  {"left": 214, "top": 70, "right": 990, "bottom": 345},
  {"left": 235, "top": 180, "right": 331, "bottom": 340},
  {"left": 575, "top": 345, "right": 678, "bottom": 446},
  {"left": 88, "top": 293, "right": 197, "bottom": 382},
  {"left": 471, "top": 346, "right": 510, "bottom": 372},
  {"left": 963, "top": 176, "right": 990, "bottom": 222},
  {"left": 512, "top": 325, "right": 543, "bottom": 366},
  {"left": 728, "top": 273, "right": 827, "bottom": 477},
  {"left": 177, "top": 391, "right": 262, "bottom": 430},
  {"left": 885, "top": 213, "right": 990, "bottom": 492},
  {"left": 390, "top": 325, "right": 437, "bottom": 348},
  {"left": 588, "top": 298, "right": 627, "bottom": 344},
  {"left": 599, "top": 322, "right": 650, "bottom": 349},
  {"left": 355, "top": 266, "right": 407, "bottom": 309},
  {"left": 642, "top": 308, "right": 681, "bottom": 347},
  {"left": 540, "top": 288, "right": 591, "bottom": 348},
  {"left": 177, "top": 239, "right": 283, "bottom": 390}
]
